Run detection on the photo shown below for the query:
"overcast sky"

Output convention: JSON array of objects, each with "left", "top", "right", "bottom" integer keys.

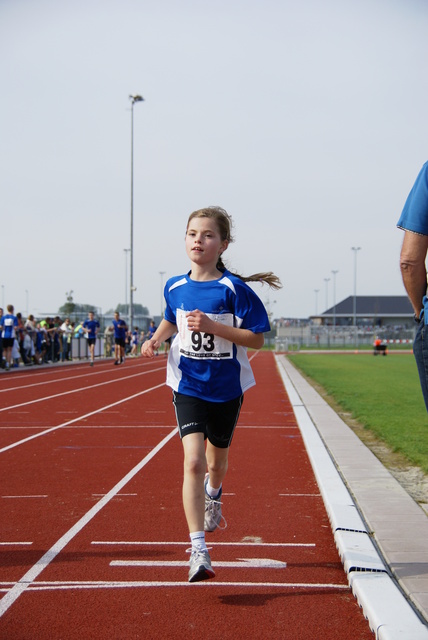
[{"left": 1, "top": 0, "right": 428, "bottom": 321}]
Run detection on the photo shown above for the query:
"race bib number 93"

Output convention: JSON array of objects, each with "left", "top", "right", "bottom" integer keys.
[{"left": 176, "top": 309, "right": 233, "bottom": 360}]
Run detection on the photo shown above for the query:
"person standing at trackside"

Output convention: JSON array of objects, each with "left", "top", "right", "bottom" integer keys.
[
  {"left": 148, "top": 320, "right": 157, "bottom": 340},
  {"left": 60, "top": 317, "right": 73, "bottom": 362},
  {"left": 398, "top": 160, "right": 428, "bottom": 410},
  {"left": 141, "top": 206, "right": 282, "bottom": 582},
  {"left": 147, "top": 320, "right": 158, "bottom": 354},
  {"left": 0, "top": 305, "right": 19, "bottom": 371},
  {"left": 112, "top": 311, "right": 128, "bottom": 365},
  {"left": 83, "top": 311, "right": 100, "bottom": 366}
]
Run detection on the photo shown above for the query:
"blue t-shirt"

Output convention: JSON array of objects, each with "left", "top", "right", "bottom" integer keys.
[
  {"left": 397, "top": 161, "right": 428, "bottom": 236},
  {"left": 112, "top": 318, "right": 127, "bottom": 340},
  {"left": 0, "top": 314, "right": 18, "bottom": 340},
  {"left": 164, "top": 270, "right": 270, "bottom": 402},
  {"left": 83, "top": 318, "right": 100, "bottom": 339}
]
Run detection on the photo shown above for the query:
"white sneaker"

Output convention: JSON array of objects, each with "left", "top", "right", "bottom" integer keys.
[
  {"left": 188, "top": 548, "right": 215, "bottom": 582},
  {"left": 204, "top": 473, "right": 227, "bottom": 532}
]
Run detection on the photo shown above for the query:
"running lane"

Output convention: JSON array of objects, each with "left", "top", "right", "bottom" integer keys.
[{"left": 0, "top": 354, "right": 374, "bottom": 639}]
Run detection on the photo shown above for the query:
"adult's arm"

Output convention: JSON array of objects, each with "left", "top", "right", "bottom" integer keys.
[{"left": 400, "top": 230, "right": 428, "bottom": 316}]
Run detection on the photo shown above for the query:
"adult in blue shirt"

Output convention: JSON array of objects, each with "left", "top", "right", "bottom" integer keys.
[
  {"left": 398, "top": 160, "right": 428, "bottom": 410},
  {"left": 112, "top": 311, "right": 128, "bottom": 365},
  {"left": 83, "top": 311, "right": 100, "bottom": 367},
  {"left": 0, "top": 304, "right": 19, "bottom": 371}
]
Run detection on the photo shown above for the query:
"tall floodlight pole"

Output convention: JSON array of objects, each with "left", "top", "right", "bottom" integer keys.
[
  {"left": 129, "top": 94, "right": 144, "bottom": 331},
  {"left": 324, "top": 278, "right": 330, "bottom": 315},
  {"left": 351, "top": 247, "right": 361, "bottom": 346},
  {"left": 324, "top": 278, "right": 330, "bottom": 348},
  {"left": 124, "top": 248, "right": 130, "bottom": 321},
  {"left": 331, "top": 270, "right": 338, "bottom": 329}
]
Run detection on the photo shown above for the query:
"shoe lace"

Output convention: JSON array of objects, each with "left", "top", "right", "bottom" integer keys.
[
  {"left": 206, "top": 497, "right": 228, "bottom": 530},
  {"left": 186, "top": 546, "right": 212, "bottom": 557}
]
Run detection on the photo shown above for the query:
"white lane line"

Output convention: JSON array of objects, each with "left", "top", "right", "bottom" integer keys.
[
  {"left": 92, "top": 493, "right": 137, "bottom": 497},
  {"left": 111, "top": 558, "right": 287, "bottom": 569},
  {"left": 238, "top": 426, "right": 298, "bottom": 430},
  {"left": 91, "top": 541, "right": 316, "bottom": 548},
  {"left": 0, "top": 360, "right": 162, "bottom": 394},
  {"left": 1, "top": 495, "right": 48, "bottom": 499},
  {"left": 0, "top": 382, "right": 166, "bottom": 454},
  {"left": 0, "top": 542, "right": 33, "bottom": 546},
  {"left": 279, "top": 493, "right": 321, "bottom": 497},
  {"left": 0, "top": 580, "right": 349, "bottom": 591},
  {"left": 0, "top": 425, "right": 177, "bottom": 431},
  {"left": 0, "top": 426, "right": 177, "bottom": 619},
  {"left": 0, "top": 366, "right": 165, "bottom": 413}
]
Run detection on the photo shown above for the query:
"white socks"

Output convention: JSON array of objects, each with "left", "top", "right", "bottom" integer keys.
[
  {"left": 190, "top": 531, "right": 207, "bottom": 552},
  {"left": 206, "top": 480, "right": 222, "bottom": 499}
]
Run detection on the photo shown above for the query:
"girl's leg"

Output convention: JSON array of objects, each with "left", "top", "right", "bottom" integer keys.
[
  {"left": 181, "top": 432, "right": 207, "bottom": 533},
  {"left": 182, "top": 432, "right": 216, "bottom": 582},
  {"left": 205, "top": 441, "right": 229, "bottom": 491}
]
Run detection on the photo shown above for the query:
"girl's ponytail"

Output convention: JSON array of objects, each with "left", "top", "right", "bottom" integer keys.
[{"left": 191, "top": 207, "right": 283, "bottom": 291}]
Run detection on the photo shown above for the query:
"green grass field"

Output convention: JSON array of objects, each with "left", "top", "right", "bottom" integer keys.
[{"left": 287, "top": 353, "right": 428, "bottom": 474}]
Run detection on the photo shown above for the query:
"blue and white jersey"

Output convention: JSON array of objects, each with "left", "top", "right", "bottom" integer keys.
[
  {"left": 0, "top": 314, "right": 18, "bottom": 340},
  {"left": 83, "top": 319, "right": 100, "bottom": 339},
  {"left": 397, "top": 161, "right": 428, "bottom": 236},
  {"left": 164, "top": 270, "right": 270, "bottom": 402}
]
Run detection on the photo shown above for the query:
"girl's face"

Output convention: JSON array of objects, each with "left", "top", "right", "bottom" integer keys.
[{"left": 185, "top": 216, "right": 228, "bottom": 269}]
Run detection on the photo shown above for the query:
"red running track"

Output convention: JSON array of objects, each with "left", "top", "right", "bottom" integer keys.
[{"left": 0, "top": 353, "right": 374, "bottom": 639}]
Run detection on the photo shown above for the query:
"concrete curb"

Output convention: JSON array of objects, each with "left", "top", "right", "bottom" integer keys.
[{"left": 275, "top": 354, "right": 428, "bottom": 639}]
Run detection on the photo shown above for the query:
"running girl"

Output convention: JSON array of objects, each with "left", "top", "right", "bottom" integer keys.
[{"left": 141, "top": 206, "right": 281, "bottom": 582}]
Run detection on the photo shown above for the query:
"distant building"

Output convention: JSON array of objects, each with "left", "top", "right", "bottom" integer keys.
[{"left": 311, "top": 295, "right": 413, "bottom": 328}]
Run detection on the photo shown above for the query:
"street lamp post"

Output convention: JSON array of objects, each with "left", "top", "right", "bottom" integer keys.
[
  {"left": 129, "top": 94, "right": 144, "bottom": 331},
  {"left": 351, "top": 247, "right": 361, "bottom": 347},
  {"left": 331, "top": 270, "right": 338, "bottom": 329}
]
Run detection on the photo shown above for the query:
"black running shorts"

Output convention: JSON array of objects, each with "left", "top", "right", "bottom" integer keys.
[{"left": 172, "top": 392, "right": 243, "bottom": 449}]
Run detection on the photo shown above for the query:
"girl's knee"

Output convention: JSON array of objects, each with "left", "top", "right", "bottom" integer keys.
[
  {"left": 206, "top": 457, "right": 228, "bottom": 476},
  {"left": 183, "top": 454, "right": 206, "bottom": 477}
]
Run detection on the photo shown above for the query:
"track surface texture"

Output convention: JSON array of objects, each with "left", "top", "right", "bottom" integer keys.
[{"left": 0, "top": 353, "right": 374, "bottom": 639}]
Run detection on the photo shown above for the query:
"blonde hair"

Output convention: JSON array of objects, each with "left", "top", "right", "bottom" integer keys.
[{"left": 187, "top": 206, "right": 282, "bottom": 290}]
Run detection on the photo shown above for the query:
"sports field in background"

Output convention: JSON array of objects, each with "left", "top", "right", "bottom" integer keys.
[{"left": 287, "top": 353, "right": 428, "bottom": 474}]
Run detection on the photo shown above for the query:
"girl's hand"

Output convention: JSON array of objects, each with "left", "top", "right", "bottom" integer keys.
[
  {"left": 185, "top": 309, "right": 214, "bottom": 333},
  {"left": 141, "top": 338, "right": 159, "bottom": 358}
]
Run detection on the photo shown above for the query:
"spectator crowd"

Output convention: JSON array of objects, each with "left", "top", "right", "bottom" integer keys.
[{"left": 0, "top": 305, "right": 151, "bottom": 371}]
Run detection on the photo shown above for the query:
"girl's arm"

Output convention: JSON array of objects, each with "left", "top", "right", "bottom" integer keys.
[
  {"left": 185, "top": 310, "right": 265, "bottom": 350},
  {"left": 141, "top": 319, "right": 177, "bottom": 357}
]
